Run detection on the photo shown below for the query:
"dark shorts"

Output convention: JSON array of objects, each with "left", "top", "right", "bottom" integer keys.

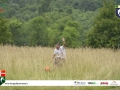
[{"left": 54, "top": 57, "right": 65, "bottom": 66}]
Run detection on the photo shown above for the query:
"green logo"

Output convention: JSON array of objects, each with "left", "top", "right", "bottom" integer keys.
[{"left": 0, "top": 77, "right": 6, "bottom": 85}]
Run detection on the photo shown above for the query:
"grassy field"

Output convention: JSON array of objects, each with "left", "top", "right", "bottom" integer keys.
[{"left": 0, "top": 45, "right": 120, "bottom": 90}]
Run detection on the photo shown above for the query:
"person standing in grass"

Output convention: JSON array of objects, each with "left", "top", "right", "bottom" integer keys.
[{"left": 51, "top": 38, "right": 66, "bottom": 66}]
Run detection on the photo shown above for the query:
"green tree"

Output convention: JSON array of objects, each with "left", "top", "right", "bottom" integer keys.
[
  {"left": 62, "top": 20, "right": 81, "bottom": 48},
  {"left": 47, "top": 28, "right": 60, "bottom": 46},
  {"left": 62, "top": 26, "right": 80, "bottom": 48},
  {"left": 27, "top": 16, "right": 48, "bottom": 46},
  {"left": 0, "top": 18, "right": 12, "bottom": 44},
  {"left": 86, "top": 0, "right": 120, "bottom": 48},
  {"left": 38, "top": 0, "right": 51, "bottom": 15},
  {"left": 8, "top": 19, "right": 24, "bottom": 45},
  {"left": 79, "top": 0, "right": 100, "bottom": 11},
  {"left": 66, "top": 7, "right": 72, "bottom": 14}
]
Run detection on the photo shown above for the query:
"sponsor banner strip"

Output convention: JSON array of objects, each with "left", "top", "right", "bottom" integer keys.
[{"left": 1, "top": 80, "right": 120, "bottom": 86}]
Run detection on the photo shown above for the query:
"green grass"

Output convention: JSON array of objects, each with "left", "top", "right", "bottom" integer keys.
[{"left": 0, "top": 45, "right": 120, "bottom": 90}]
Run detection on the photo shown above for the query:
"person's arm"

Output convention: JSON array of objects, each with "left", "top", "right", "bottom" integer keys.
[
  {"left": 51, "top": 54, "right": 55, "bottom": 62},
  {"left": 62, "top": 38, "right": 66, "bottom": 47}
]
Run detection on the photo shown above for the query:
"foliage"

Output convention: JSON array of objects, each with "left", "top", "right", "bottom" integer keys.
[
  {"left": 0, "top": 0, "right": 119, "bottom": 48},
  {"left": 0, "top": 18, "right": 12, "bottom": 44},
  {"left": 26, "top": 16, "right": 48, "bottom": 46},
  {"left": 86, "top": 0, "right": 120, "bottom": 48},
  {"left": 8, "top": 19, "right": 24, "bottom": 45}
]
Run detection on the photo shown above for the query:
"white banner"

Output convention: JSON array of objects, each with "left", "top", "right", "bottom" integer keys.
[{"left": 1, "top": 80, "right": 120, "bottom": 86}]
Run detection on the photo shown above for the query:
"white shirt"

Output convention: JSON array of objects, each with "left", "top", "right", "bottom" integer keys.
[{"left": 54, "top": 46, "right": 66, "bottom": 59}]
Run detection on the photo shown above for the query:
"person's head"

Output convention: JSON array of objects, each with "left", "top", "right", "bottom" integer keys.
[{"left": 55, "top": 43, "right": 60, "bottom": 50}]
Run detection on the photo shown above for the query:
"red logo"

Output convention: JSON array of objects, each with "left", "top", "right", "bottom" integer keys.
[
  {"left": 100, "top": 82, "right": 108, "bottom": 85},
  {"left": 0, "top": 70, "right": 6, "bottom": 77}
]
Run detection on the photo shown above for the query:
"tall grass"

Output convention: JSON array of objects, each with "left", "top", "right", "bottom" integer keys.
[{"left": 0, "top": 45, "right": 120, "bottom": 90}]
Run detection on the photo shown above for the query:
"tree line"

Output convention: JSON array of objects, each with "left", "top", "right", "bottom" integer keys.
[{"left": 0, "top": 0, "right": 120, "bottom": 48}]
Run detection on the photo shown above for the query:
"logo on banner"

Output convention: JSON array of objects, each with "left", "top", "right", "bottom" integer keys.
[
  {"left": 100, "top": 82, "right": 108, "bottom": 85},
  {"left": 110, "top": 81, "right": 118, "bottom": 86},
  {"left": 115, "top": 5, "right": 120, "bottom": 18},
  {"left": 74, "top": 81, "right": 86, "bottom": 85},
  {"left": 0, "top": 70, "right": 6, "bottom": 85},
  {"left": 88, "top": 82, "right": 96, "bottom": 84}
]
